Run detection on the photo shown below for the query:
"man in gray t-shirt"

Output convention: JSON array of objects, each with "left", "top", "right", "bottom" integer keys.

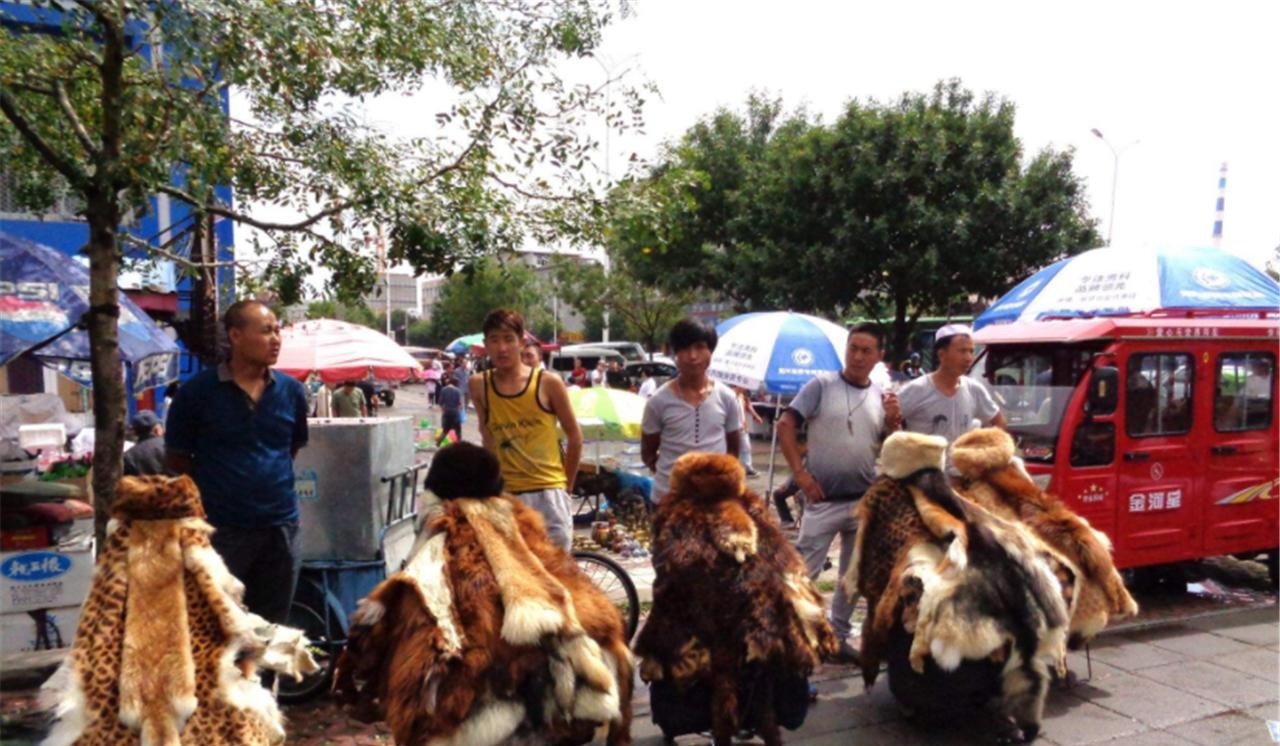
[
  {"left": 777, "top": 323, "right": 900, "bottom": 659},
  {"left": 642, "top": 319, "right": 742, "bottom": 501},
  {"left": 898, "top": 324, "right": 1004, "bottom": 442}
]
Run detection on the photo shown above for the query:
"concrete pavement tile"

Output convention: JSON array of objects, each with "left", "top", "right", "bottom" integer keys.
[
  {"left": 1246, "top": 701, "right": 1280, "bottom": 722},
  {"left": 1172, "top": 710, "right": 1278, "bottom": 745},
  {"left": 1136, "top": 660, "right": 1277, "bottom": 708},
  {"left": 856, "top": 718, "right": 1014, "bottom": 746},
  {"left": 1184, "top": 607, "right": 1278, "bottom": 641},
  {"left": 1090, "top": 728, "right": 1196, "bottom": 746},
  {"left": 1037, "top": 697, "right": 1146, "bottom": 746},
  {"left": 1209, "top": 647, "right": 1280, "bottom": 682},
  {"left": 1063, "top": 649, "right": 1126, "bottom": 680},
  {"left": 1128, "top": 627, "right": 1252, "bottom": 659},
  {"left": 1071, "top": 672, "right": 1226, "bottom": 728},
  {"left": 1085, "top": 638, "right": 1188, "bottom": 671}
]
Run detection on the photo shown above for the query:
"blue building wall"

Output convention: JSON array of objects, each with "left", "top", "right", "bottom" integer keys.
[{"left": 1, "top": 1, "right": 236, "bottom": 386}]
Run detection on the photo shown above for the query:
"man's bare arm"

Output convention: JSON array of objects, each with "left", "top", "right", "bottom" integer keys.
[{"left": 543, "top": 374, "right": 583, "bottom": 492}]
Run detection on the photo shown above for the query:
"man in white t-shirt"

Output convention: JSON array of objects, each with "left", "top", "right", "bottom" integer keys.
[
  {"left": 777, "top": 322, "right": 900, "bottom": 662},
  {"left": 641, "top": 319, "right": 742, "bottom": 501},
  {"left": 637, "top": 369, "right": 659, "bottom": 399},
  {"left": 898, "top": 323, "right": 1005, "bottom": 442}
]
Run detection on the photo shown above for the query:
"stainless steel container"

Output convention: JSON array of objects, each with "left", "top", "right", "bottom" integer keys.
[{"left": 294, "top": 417, "right": 416, "bottom": 560}]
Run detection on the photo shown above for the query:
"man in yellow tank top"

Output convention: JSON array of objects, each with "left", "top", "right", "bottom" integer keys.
[{"left": 469, "top": 309, "right": 583, "bottom": 549}]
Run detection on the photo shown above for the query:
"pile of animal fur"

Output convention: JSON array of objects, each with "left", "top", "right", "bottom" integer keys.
[
  {"left": 41, "top": 475, "right": 319, "bottom": 746},
  {"left": 950, "top": 428, "right": 1138, "bottom": 648},
  {"left": 633, "top": 453, "right": 836, "bottom": 746},
  {"left": 333, "top": 442, "right": 632, "bottom": 746},
  {"left": 843, "top": 430, "right": 1135, "bottom": 742}
]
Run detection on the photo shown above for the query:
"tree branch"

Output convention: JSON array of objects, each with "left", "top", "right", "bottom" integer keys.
[
  {"left": 0, "top": 88, "right": 89, "bottom": 188},
  {"left": 54, "top": 81, "right": 97, "bottom": 156}
]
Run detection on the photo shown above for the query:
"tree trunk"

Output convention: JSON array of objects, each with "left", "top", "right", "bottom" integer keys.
[{"left": 85, "top": 207, "right": 125, "bottom": 550}]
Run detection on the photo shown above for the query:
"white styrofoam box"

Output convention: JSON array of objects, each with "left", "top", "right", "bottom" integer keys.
[
  {"left": 0, "top": 604, "right": 82, "bottom": 653},
  {"left": 17, "top": 423, "right": 66, "bottom": 450},
  {"left": 0, "top": 542, "right": 95, "bottom": 614}
]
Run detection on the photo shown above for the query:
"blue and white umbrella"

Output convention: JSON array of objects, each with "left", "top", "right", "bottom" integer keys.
[
  {"left": 709, "top": 311, "right": 850, "bottom": 394},
  {"left": 975, "top": 246, "right": 1280, "bottom": 330}
]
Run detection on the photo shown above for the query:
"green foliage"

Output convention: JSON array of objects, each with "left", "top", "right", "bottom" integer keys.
[
  {"left": 616, "top": 81, "right": 1100, "bottom": 357},
  {"left": 424, "top": 257, "right": 549, "bottom": 345},
  {"left": 550, "top": 253, "right": 692, "bottom": 352},
  {"left": 406, "top": 319, "right": 435, "bottom": 347},
  {"left": 0, "top": 0, "right": 640, "bottom": 300}
]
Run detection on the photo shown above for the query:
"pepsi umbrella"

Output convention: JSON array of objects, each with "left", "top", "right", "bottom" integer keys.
[
  {"left": 975, "top": 246, "right": 1280, "bottom": 330},
  {"left": 0, "top": 231, "right": 180, "bottom": 391}
]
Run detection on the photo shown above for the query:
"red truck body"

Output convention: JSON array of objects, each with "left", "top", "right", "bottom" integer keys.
[{"left": 974, "top": 316, "right": 1278, "bottom": 569}]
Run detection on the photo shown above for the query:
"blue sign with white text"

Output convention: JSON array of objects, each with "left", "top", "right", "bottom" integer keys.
[{"left": 1, "top": 552, "right": 72, "bottom": 582}]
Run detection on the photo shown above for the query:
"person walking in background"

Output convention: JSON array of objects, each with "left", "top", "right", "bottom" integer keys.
[
  {"left": 356, "top": 376, "right": 378, "bottom": 417},
  {"left": 776, "top": 321, "right": 900, "bottom": 662},
  {"left": 637, "top": 368, "right": 658, "bottom": 400},
  {"left": 165, "top": 300, "right": 310, "bottom": 625},
  {"left": 641, "top": 319, "right": 742, "bottom": 502},
  {"left": 570, "top": 357, "right": 588, "bottom": 387},
  {"left": 521, "top": 339, "right": 543, "bottom": 370},
  {"left": 898, "top": 323, "right": 1004, "bottom": 442},
  {"left": 470, "top": 309, "right": 583, "bottom": 550},
  {"left": 734, "top": 385, "right": 764, "bottom": 477},
  {"left": 453, "top": 357, "right": 472, "bottom": 410},
  {"left": 122, "top": 410, "right": 171, "bottom": 476},
  {"left": 436, "top": 377, "right": 465, "bottom": 446},
  {"left": 331, "top": 380, "right": 367, "bottom": 418},
  {"left": 590, "top": 359, "right": 608, "bottom": 388}
]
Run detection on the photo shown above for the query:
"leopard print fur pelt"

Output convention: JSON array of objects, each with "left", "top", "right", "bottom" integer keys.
[{"left": 40, "top": 475, "right": 315, "bottom": 746}]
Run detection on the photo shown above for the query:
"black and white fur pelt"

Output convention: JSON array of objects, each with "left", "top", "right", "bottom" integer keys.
[{"left": 890, "top": 449, "right": 1070, "bottom": 742}]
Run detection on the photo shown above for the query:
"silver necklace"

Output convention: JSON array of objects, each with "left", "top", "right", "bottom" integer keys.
[{"left": 844, "top": 381, "right": 870, "bottom": 436}]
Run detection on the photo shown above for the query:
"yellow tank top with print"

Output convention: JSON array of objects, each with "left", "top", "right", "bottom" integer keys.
[{"left": 483, "top": 368, "right": 566, "bottom": 492}]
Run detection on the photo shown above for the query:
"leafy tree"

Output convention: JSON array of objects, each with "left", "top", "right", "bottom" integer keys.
[
  {"left": 425, "top": 257, "right": 548, "bottom": 346},
  {"left": 406, "top": 319, "right": 434, "bottom": 347},
  {"left": 550, "top": 252, "right": 692, "bottom": 354},
  {"left": 1, "top": 0, "right": 637, "bottom": 534},
  {"left": 1267, "top": 244, "right": 1279, "bottom": 282},
  {"left": 613, "top": 94, "right": 799, "bottom": 308},
  {"left": 617, "top": 81, "right": 1099, "bottom": 357}
]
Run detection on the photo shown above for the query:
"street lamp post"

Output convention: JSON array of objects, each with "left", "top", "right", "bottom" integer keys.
[{"left": 1090, "top": 128, "right": 1139, "bottom": 246}]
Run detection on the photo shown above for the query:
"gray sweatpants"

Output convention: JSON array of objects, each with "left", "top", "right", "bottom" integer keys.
[
  {"left": 795, "top": 498, "right": 859, "bottom": 640},
  {"left": 515, "top": 487, "right": 574, "bottom": 550}
]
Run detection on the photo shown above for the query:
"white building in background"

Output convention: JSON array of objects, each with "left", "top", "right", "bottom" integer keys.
[
  {"left": 363, "top": 271, "right": 420, "bottom": 315},
  {"left": 418, "top": 275, "right": 446, "bottom": 322}
]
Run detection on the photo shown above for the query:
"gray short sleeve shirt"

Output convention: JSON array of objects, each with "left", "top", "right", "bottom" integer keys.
[
  {"left": 642, "top": 379, "right": 742, "bottom": 501},
  {"left": 787, "top": 372, "right": 885, "bottom": 497},
  {"left": 898, "top": 374, "right": 1000, "bottom": 443}
]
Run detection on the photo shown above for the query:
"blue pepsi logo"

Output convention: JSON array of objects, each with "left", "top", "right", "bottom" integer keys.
[{"left": 1, "top": 552, "right": 71, "bottom": 582}]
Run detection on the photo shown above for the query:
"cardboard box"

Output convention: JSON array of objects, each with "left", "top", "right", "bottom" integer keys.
[
  {"left": 0, "top": 542, "right": 95, "bottom": 614},
  {"left": 0, "top": 604, "right": 82, "bottom": 653}
]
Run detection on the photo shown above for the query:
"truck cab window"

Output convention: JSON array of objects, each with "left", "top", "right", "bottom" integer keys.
[
  {"left": 1215, "top": 352, "right": 1274, "bottom": 432},
  {"left": 1126, "top": 354, "right": 1193, "bottom": 437}
]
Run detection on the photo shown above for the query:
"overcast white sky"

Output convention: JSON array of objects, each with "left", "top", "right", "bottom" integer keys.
[
  {"left": 569, "top": 0, "right": 1279, "bottom": 269},
  {"left": 272, "top": 0, "right": 1280, "bottom": 285}
]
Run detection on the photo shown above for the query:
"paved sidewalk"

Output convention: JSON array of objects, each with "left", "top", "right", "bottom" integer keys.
[{"left": 626, "top": 605, "right": 1278, "bottom": 745}]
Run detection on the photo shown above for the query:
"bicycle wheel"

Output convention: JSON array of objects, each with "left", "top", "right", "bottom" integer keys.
[{"left": 574, "top": 550, "right": 640, "bottom": 641}]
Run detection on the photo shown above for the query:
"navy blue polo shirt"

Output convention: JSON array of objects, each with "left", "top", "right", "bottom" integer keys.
[{"left": 165, "top": 364, "right": 309, "bottom": 527}]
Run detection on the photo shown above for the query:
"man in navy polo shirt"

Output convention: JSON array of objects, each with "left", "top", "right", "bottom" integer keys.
[{"left": 166, "top": 300, "right": 310, "bottom": 623}]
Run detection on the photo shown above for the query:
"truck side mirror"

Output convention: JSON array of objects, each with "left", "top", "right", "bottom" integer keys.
[{"left": 1089, "top": 366, "right": 1119, "bottom": 415}]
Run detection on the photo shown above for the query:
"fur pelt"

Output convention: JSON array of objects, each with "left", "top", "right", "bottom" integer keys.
[
  {"left": 333, "top": 494, "right": 632, "bottom": 746},
  {"left": 40, "top": 475, "right": 316, "bottom": 746},
  {"left": 841, "top": 433, "right": 1071, "bottom": 742},
  {"left": 951, "top": 428, "right": 1138, "bottom": 646},
  {"left": 633, "top": 453, "right": 837, "bottom": 746}
]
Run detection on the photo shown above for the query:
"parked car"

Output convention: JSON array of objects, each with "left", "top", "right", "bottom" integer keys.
[
  {"left": 548, "top": 347, "right": 626, "bottom": 382},
  {"left": 623, "top": 360, "right": 676, "bottom": 390},
  {"left": 576, "top": 341, "right": 647, "bottom": 362}
]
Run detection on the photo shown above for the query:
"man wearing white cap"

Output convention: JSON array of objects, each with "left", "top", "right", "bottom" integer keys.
[{"left": 898, "top": 323, "right": 1005, "bottom": 442}]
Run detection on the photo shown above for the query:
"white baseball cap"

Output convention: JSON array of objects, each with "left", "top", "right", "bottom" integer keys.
[{"left": 935, "top": 323, "right": 974, "bottom": 343}]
